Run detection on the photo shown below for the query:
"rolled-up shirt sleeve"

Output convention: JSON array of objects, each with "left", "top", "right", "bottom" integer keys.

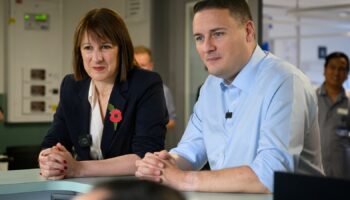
[
  {"left": 170, "top": 101, "right": 207, "bottom": 170},
  {"left": 250, "top": 75, "right": 315, "bottom": 191}
]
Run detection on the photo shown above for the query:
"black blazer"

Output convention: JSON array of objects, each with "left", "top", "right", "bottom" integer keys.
[{"left": 42, "top": 68, "right": 168, "bottom": 160}]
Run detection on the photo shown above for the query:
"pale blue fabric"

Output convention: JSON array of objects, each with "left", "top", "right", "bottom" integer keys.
[{"left": 170, "top": 46, "right": 324, "bottom": 192}]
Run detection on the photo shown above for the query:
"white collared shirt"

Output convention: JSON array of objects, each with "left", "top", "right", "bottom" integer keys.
[{"left": 88, "top": 81, "right": 104, "bottom": 160}]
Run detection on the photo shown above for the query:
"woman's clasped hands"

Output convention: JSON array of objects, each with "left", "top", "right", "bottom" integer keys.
[{"left": 38, "top": 143, "right": 80, "bottom": 180}]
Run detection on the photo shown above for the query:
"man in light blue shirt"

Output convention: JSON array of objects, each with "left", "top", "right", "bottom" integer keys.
[{"left": 135, "top": 0, "right": 324, "bottom": 193}]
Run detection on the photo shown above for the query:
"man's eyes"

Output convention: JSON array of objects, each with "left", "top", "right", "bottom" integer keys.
[
  {"left": 194, "top": 35, "right": 204, "bottom": 42},
  {"left": 213, "top": 31, "right": 225, "bottom": 37},
  {"left": 194, "top": 32, "right": 225, "bottom": 42}
]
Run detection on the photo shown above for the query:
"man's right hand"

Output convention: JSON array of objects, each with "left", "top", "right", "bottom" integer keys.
[
  {"left": 135, "top": 150, "right": 195, "bottom": 191},
  {"left": 135, "top": 151, "right": 166, "bottom": 182}
]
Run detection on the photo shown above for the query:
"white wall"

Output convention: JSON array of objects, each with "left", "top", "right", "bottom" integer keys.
[
  {"left": 264, "top": 5, "right": 350, "bottom": 88},
  {"left": 300, "top": 36, "right": 350, "bottom": 87},
  {"left": 0, "top": 0, "right": 152, "bottom": 92}
]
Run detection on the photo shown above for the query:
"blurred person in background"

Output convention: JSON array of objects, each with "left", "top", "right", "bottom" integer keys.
[
  {"left": 134, "top": 45, "right": 176, "bottom": 129},
  {"left": 316, "top": 52, "right": 350, "bottom": 178}
]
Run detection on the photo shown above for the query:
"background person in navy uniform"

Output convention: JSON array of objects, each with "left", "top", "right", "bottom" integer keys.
[{"left": 38, "top": 8, "right": 168, "bottom": 180}]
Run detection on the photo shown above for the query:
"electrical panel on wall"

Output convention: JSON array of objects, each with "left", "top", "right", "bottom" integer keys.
[{"left": 5, "top": 0, "right": 63, "bottom": 123}]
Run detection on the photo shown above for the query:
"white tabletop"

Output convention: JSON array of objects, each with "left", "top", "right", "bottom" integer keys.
[{"left": 0, "top": 169, "right": 272, "bottom": 200}]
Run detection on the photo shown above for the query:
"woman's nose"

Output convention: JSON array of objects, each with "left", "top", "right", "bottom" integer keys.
[{"left": 92, "top": 49, "right": 103, "bottom": 62}]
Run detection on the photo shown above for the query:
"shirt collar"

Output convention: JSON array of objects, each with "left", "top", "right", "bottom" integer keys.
[
  {"left": 319, "top": 82, "right": 347, "bottom": 99},
  {"left": 223, "top": 45, "right": 267, "bottom": 93},
  {"left": 318, "top": 83, "right": 327, "bottom": 96},
  {"left": 88, "top": 80, "right": 97, "bottom": 108},
  {"left": 220, "top": 79, "right": 235, "bottom": 91}
]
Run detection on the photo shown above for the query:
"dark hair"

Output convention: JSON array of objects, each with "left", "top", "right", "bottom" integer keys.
[
  {"left": 193, "top": 0, "right": 252, "bottom": 25},
  {"left": 324, "top": 52, "right": 350, "bottom": 73},
  {"left": 94, "top": 179, "right": 186, "bottom": 200},
  {"left": 72, "top": 8, "right": 135, "bottom": 81},
  {"left": 134, "top": 45, "right": 153, "bottom": 62}
]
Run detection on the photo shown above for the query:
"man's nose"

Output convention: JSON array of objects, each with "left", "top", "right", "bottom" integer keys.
[{"left": 203, "top": 37, "right": 216, "bottom": 53}]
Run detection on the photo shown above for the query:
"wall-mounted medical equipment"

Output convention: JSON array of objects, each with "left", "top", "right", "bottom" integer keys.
[{"left": 5, "top": 0, "right": 63, "bottom": 122}]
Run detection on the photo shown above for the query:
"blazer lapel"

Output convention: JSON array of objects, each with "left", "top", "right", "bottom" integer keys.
[{"left": 100, "top": 80, "right": 128, "bottom": 157}]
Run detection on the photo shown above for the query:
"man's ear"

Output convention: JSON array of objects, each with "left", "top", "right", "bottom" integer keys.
[{"left": 245, "top": 20, "right": 255, "bottom": 43}]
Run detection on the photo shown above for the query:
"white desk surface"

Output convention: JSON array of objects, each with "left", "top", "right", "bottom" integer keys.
[{"left": 0, "top": 169, "right": 272, "bottom": 200}]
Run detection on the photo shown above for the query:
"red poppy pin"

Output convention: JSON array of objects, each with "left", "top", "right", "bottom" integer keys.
[{"left": 108, "top": 103, "right": 122, "bottom": 131}]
